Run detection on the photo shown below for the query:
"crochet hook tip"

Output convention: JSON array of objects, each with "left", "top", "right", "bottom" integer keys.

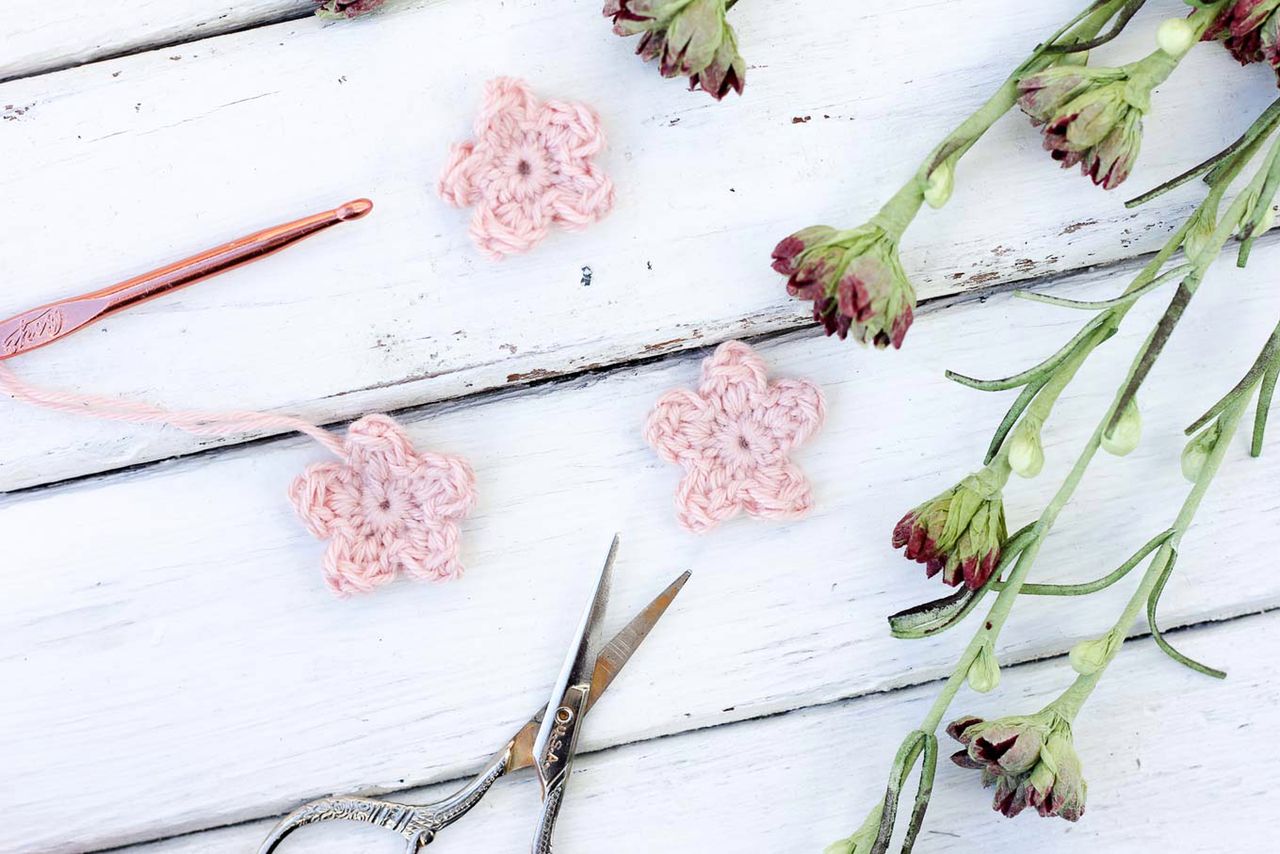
[{"left": 337, "top": 198, "right": 374, "bottom": 221}]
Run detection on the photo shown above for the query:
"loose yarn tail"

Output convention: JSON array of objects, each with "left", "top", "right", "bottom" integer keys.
[{"left": 0, "top": 363, "right": 345, "bottom": 455}]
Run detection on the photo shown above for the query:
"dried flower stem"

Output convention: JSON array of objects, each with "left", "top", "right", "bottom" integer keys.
[
  {"left": 866, "top": 99, "right": 1280, "bottom": 853},
  {"left": 1051, "top": 370, "right": 1264, "bottom": 712},
  {"left": 924, "top": 117, "right": 1280, "bottom": 728},
  {"left": 868, "top": 0, "right": 1135, "bottom": 242}
]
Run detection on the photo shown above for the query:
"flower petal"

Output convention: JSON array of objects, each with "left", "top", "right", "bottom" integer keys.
[
  {"left": 544, "top": 168, "right": 616, "bottom": 231},
  {"left": 468, "top": 198, "right": 552, "bottom": 260},
  {"left": 413, "top": 453, "right": 478, "bottom": 519},
  {"left": 741, "top": 462, "right": 814, "bottom": 521},
  {"left": 644, "top": 387, "right": 715, "bottom": 464},
  {"left": 289, "top": 461, "right": 347, "bottom": 538},
  {"left": 673, "top": 464, "right": 742, "bottom": 533},
  {"left": 473, "top": 76, "right": 538, "bottom": 141},
  {"left": 397, "top": 518, "right": 465, "bottom": 582},
  {"left": 699, "top": 340, "right": 770, "bottom": 404},
  {"left": 536, "top": 98, "right": 609, "bottom": 161},
  {"left": 763, "top": 378, "right": 826, "bottom": 450},
  {"left": 437, "top": 141, "right": 481, "bottom": 208}
]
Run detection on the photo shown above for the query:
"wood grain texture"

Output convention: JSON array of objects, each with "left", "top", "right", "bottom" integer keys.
[
  {"left": 2, "top": 0, "right": 1277, "bottom": 490},
  {"left": 114, "top": 613, "right": 1280, "bottom": 853},
  {"left": 0, "top": 1, "right": 313, "bottom": 83},
  {"left": 7, "top": 262, "right": 1280, "bottom": 852}
]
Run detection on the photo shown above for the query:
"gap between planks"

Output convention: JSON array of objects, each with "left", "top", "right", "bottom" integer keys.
[
  {"left": 2, "top": 0, "right": 1276, "bottom": 490},
  {"left": 9, "top": 254, "right": 1280, "bottom": 851},
  {"left": 0, "top": 235, "right": 1238, "bottom": 503},
  {"left": 102, "top": 608, "right": 1280, "bottom": 854}
]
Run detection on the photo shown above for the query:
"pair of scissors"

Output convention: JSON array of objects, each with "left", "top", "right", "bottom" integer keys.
[{"left": 259, "top": 536, "right": 689, "bottom": 853}]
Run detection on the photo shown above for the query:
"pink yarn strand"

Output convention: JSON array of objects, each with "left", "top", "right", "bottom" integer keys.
[{"left": 0, "top": 363, "right": 344, "bottom": 454}]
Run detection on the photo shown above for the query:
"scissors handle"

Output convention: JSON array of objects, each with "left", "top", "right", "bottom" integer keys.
[
  {"left": 531, "top": 683, "right": 591, "bottom": 854},
  {"left": 257, "top": 740, "right": 513, "bottom": 854}
]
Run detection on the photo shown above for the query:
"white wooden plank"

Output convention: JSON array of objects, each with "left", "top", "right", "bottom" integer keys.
[
  {"left": 116, "top": 612, "right": 1280, "bottom": 853},
  {"left": 2, "top": 0, "right": 1276, "bottom": 489},
  {"left": 0, "top": 1, "right": 312, "bottom": 83},
  {"left": 7, "top": 257, "right": 1280, "bottom": 852}
]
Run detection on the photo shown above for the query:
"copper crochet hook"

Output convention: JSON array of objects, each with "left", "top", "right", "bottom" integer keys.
[{"left": 0, "top": 198, "right": 373, "bottom": 360}]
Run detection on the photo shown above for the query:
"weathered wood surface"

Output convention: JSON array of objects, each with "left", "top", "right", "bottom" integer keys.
[
  {"left": 6, "top": 265, "right": 1280, "bottom": 852},
  {"left": 6, "top": 3, "right": 1280, "bottom": 854},
  {"left": 1, "top": 0, "right": 1275, "bottom": 490},
  {"left": 118, "top": 614, "right": 1280, "bottom": 853},
  {"left": 0, "top": 1, "right": 313, "bottom": 82}
]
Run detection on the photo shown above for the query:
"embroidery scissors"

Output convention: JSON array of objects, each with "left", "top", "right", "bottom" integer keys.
[
  {"left": 0, "top": 199, "right": 372, "bottom": 360},
  {"left": 259, "top": 535, "right": 689, "bottom": 853}
]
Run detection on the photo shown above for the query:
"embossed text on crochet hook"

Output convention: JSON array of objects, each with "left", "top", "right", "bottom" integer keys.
[{"left": 1, "top": 308, "right": 65, "bottom": 356}]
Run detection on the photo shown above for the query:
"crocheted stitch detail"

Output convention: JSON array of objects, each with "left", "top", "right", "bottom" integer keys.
[
  {"left": 438, "top": 77, "right": 615, "bottom": 259},
  {"left": 289, "top": 414, "right": 477, "bottom": 596},
  {"left": 644, "top": 341, "right": 826, "bottom": 533}
]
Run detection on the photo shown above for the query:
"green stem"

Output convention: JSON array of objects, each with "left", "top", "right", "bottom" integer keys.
[
  {"left": 1039, "top": 0, "right": 1147, "bottom": 54},
  {"left": 1109, "top": 136, "right": 1280, "bottom": 433},
  {"left": 991, "top": 528, "right": 1173, "bottom": 596},
  {"left": 917, "top": 133, "right": 1280, "bottom": 736},
  {"left": 869, "top": 0, "right": 1128, "bottom": 239},
  {"left": 1053, "top": 395, "right": 1251, "bottom": 711},
  {"left": 1126, "top": 97, "right": 1280, "bottom": 208}
]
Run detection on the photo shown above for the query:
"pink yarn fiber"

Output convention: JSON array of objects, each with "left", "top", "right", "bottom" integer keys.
[
  {"left": 644, "top": 341, "right": 826, "bottom": 534},
  {"left": 0, "top": 365, "right": 476, "bottom": 597},
  {"left": 438, "top": 77, "right": 615, "bottom": 259},
  {"left": 290, "top": 414, "right": 476, "bottom": 596}
]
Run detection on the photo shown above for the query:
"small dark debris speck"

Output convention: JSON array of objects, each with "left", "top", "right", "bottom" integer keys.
[
  {"left": 580, "top": 265, "right": 593, "bottom": 287},
  {"left": 791, "top": 115, "right": 811, "bottom": 124}
]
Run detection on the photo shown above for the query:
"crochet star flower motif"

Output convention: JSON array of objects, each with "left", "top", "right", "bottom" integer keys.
[
  {"left": 644, "top": 341, "right": 826, "bottom": 533},
  {"left": 438, "top": 77, "right": 616, "bottom": 259},
  {"left": 289, "top": 414, "right": 477, "bottom": 596}
]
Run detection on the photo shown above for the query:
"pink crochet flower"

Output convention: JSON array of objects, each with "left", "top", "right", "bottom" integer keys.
[
  {"left": 438, "top": 77, "right": 615, "bottom": 259},
  {"left": 289, "top": 414, "right": 477, "bottom": 596},
  {"left": 644, "top": 341, "right": 826, "bottom": 533}
]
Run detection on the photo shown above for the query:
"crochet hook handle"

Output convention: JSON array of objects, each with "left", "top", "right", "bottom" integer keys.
[{"left": 0, "top": 198, "right": 373, "bottom": 361}]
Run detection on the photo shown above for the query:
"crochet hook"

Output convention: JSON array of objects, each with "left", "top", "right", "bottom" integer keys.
[{"left": 0, "top": 198, "right": 373, "bottom": 360}]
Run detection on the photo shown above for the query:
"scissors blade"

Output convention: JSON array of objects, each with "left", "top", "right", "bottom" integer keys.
[
  {"left": 531, "top": 535, "right": 618, "bottom": 787},
  {"left": 587, "top": 569, "right": 690, "bottom": 712},
  {"left": 509, "top": 566, "right": 690, "bottom": 773}
]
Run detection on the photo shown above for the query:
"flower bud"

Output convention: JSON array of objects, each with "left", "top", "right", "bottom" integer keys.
[
  {"left": 967, "top": 642, "right": 1001, "bottom": 693},
  {"left": 948, "top": 710, "right": 1086, "bottom": 821},
  {"left": 1069, "top": 629, "right": 1122, "bottom": 676},
  {"left": 923, "top": 160, "right": 955, "bottom": 209},
  {"left": 1101, "top": 398, "right": 1141, "bottom": 456},
  {"left": 1182, "top": 424, "right": 1221, "bottom": 482},
  {"left": 1156, "top": 18, "right": 1197, "bottom": 57},
  {"left": 1183, "top": 207, "right": 1218, "bottom": 264},
  {"left": 605, "top": 0, "right": 746, "bottom": 100},
  {"left": 1017, "top": 55, "right": 1175, "bottom": 190},
  {"left": 1008, "top": 417, "right": 1045, "bottom": 478},
  {"left": 773, "top": 224, "right": 918, "bottom": 349},
  {"left": 893, "top": 463, "right": 1010, "bottom": 590}
]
